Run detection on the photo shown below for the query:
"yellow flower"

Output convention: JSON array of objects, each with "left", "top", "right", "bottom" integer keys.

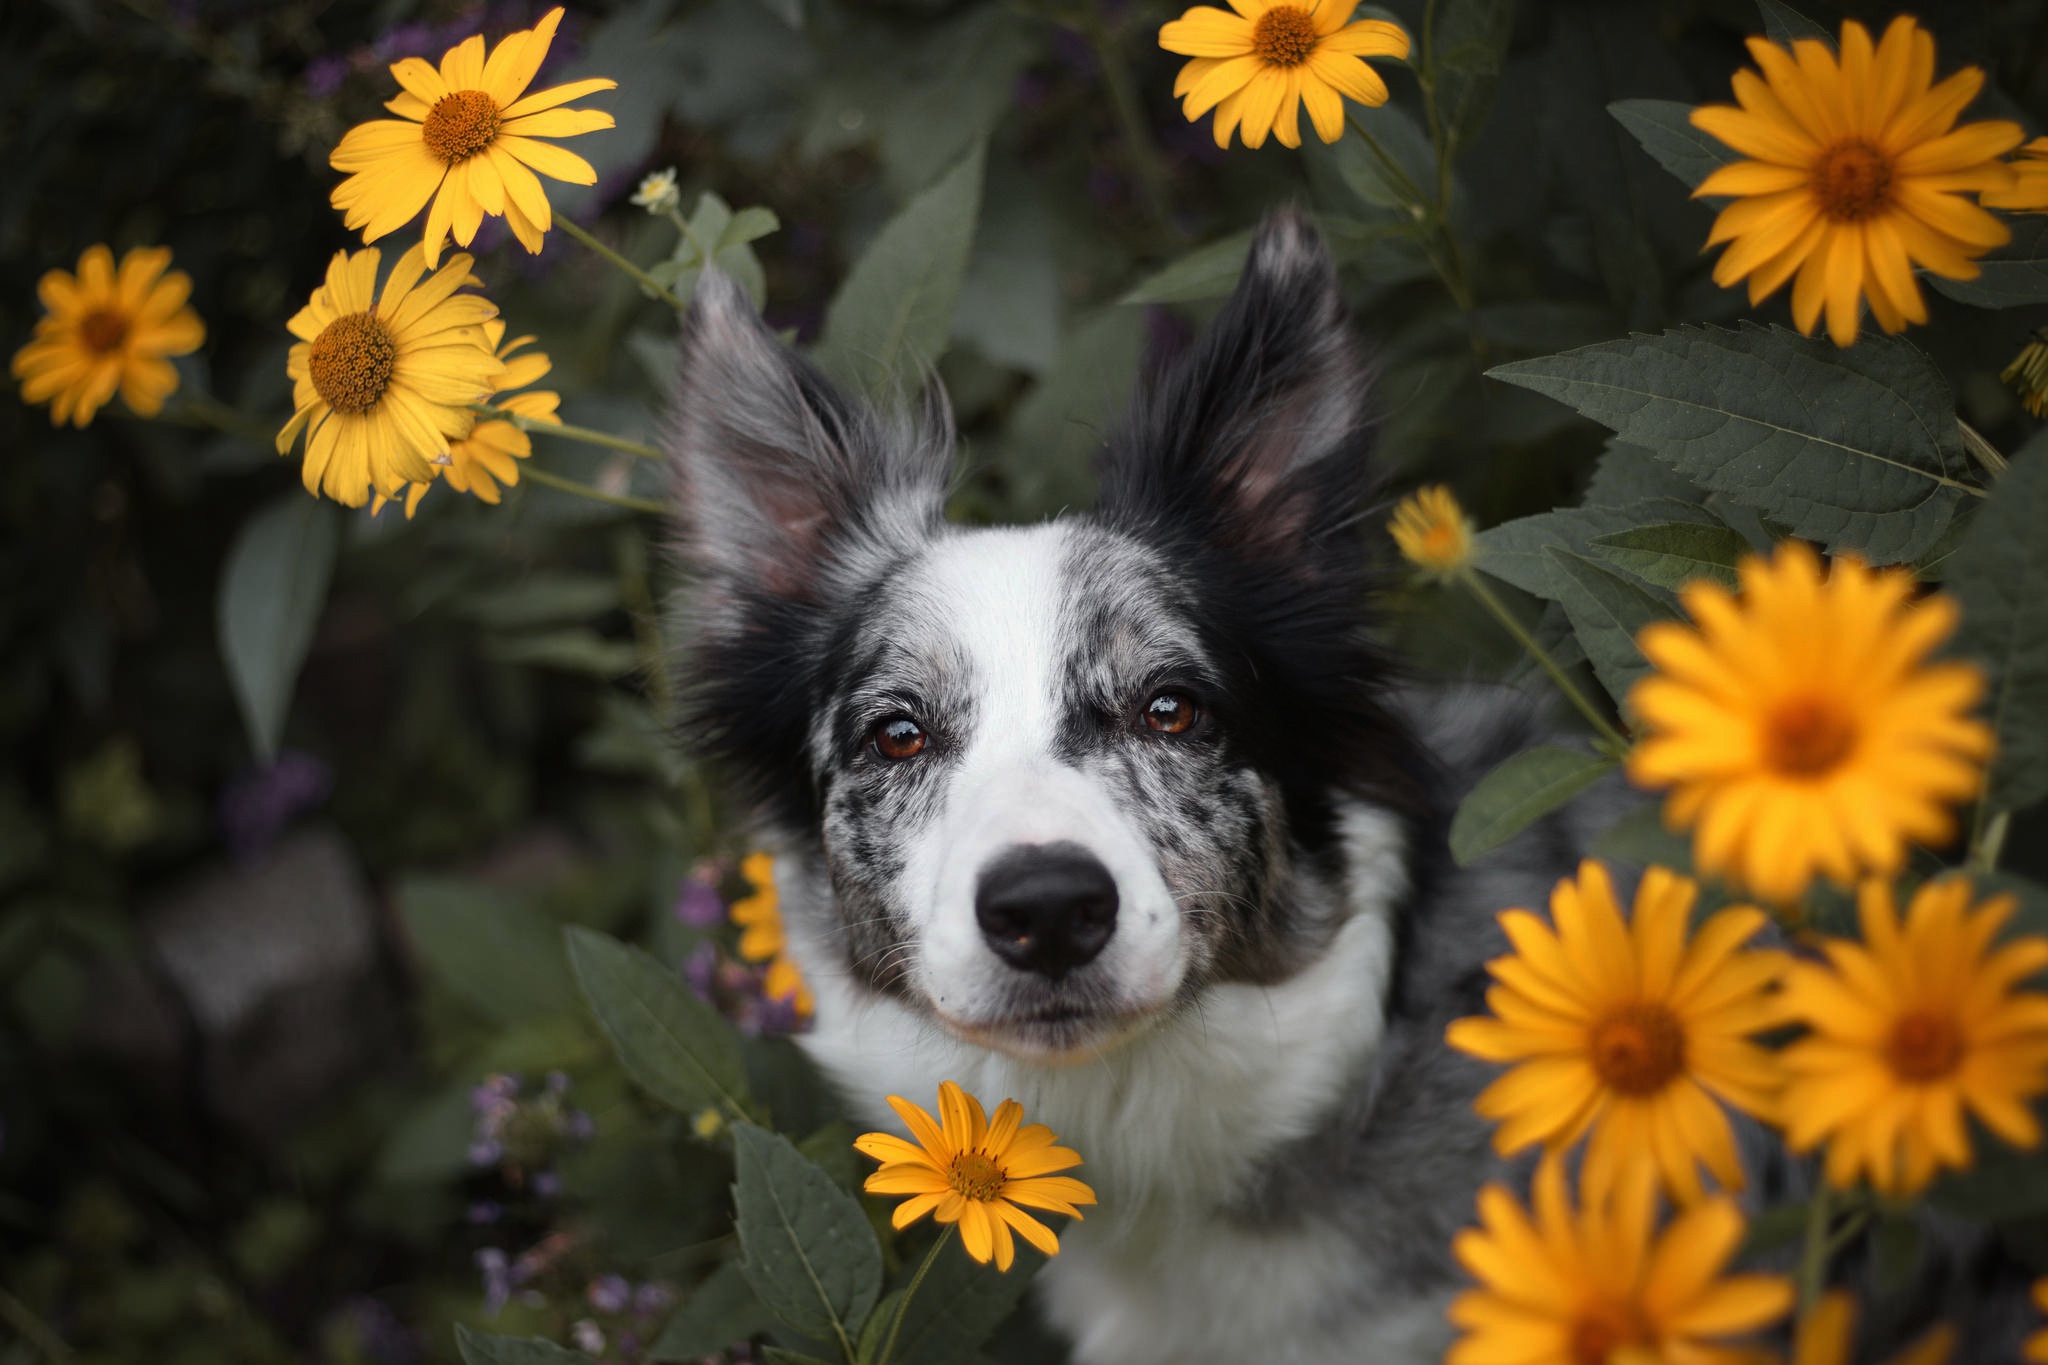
[
  {"left": 1448, "top": 1155, "right": 1793, "bottom": 1365},
  {"left": 2028, "top": 1278, "right": 2048, "bottom": 1363},
  {"left": 1689, "top": 16, "right": 2021, "bottom": 347},
  {"left": 1447, "top": 862, "right": 1784, "bottom": 1206},
  {"left": 2003, "top": 329, "right": 2048, "bottom": 418},
  {"left": 1776, "top": 877, "right": 2048, "bottom": 1198},
  {"left": 1158, "top": 0, "right": 1407, "bottom": 150},
  {"left": 1774, "top": 1291, "right": 1953, "bottom": 1365},
  {"left": 372, "top": 318, "right": 559, "bottom": 518},
  {"left": 329, "top": 7, "right": 616, "bottom": 267},
  {"left": 853, "top": 1080, "right": 1097, "bottom": 1271},
  {"left": 1388, "top": 485, "right": 1475, "bottom": 577},
  {"left": 278, "top": 243, "right": 503, "bottom": 508},
  {"left": 12, "top": 244, "right": 204, "bottom": 428},
  {"left": 1983, "top": 136, "right": 2048, "bottom": 211},
  {"left": 729, "top": 851, "right": 813, "bottom": 1018},
  {"left": 1627, "top": 542, "right": 1992, "bottom": 907}
]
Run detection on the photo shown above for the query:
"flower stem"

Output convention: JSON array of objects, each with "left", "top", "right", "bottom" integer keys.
[
  {"left": 873, "top": 1227, "right": 955, "bottom": 1365},
  {"left": 1460, "top": 569, "right": 1632, "bottom": 753},
  {"left": 163, "top": 389, "right": 274, "bottom": 443},
  {"left": 503, "top": 412, "right": 663, "bottom": 461},
  {"left": 555, "top": 214, "right": 690, "bottom": 312},
  {"left": 1958, "top": 419, "right": 2009, "bottom": 479},
  {"left": 519, "top": 464, "right": 664, "bottom": 515},
  {"left": 1345, "top": 112, "right": 1476, "bottom": 315},
  {"left": 1968, "top": 806, "right": 2011, "bottom": 875},
  {"left": 1795, "top": 1181, "right": 1832, "bottom": 1312},
  {"left": 1079, "top": 17, "right": 1181, "bottom": 244}
]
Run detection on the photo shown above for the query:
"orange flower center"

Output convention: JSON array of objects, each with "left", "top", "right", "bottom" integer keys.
[
  {"left": 308, "top": 311, "right": 398, "bottom": 415},
  {"left": 1570, "top": 1303, "right": 1652, "bottom": 1365},
  {"left": 1885, "top": 1011, "right": 1965, "bottom": 1084},
  {"left": 949, "top": 1151, "right": 1006, "bottom": 1202},
  {"left": 1763, "top": 696, "right": 1856, "bottom": 778},
  {"left": 78, "top": 308, "right": 129, "bottom": 354},
  {"left": 423, "top": 89, "right": 503, "bottom": 164},
  {"left": 1811, "top": 139, "right": 1894, "bottom": 221},
  {"left": 1588, "top": 1002, "right": 1686, "bottom": 1096},
  {"left": 1252, "top": 5, "right": 1319, "bottom": 66}
]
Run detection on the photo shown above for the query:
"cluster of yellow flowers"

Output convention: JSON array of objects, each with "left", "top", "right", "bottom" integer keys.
[{"left": 726, "top": 850, "right": 816, "bottom": 1018}]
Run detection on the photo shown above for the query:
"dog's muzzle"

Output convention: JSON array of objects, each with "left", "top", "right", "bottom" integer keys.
[{"left": 974, "top": 841, "right": 1119, "bottom": 980}]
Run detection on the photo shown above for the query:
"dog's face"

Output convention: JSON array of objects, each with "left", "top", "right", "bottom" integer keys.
[{"left": 668, "top": 212, "right": 1421, "bottom": 1061}]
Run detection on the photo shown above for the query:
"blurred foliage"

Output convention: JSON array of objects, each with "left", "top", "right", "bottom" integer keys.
[{"left": 6, "top": 0, "right": 2048, "bottom": 1360}]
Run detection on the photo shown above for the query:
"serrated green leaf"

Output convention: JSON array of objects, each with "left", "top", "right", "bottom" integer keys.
[
  {"left": 732, "top": 1123, "right": 882, "bottom": 1348},
  {"left": 648, "top": 1261, "right": 779, "bottom": 1361},
  {"left": 1932, "top": 217, "right": 2048, "bottom": 308},
  {"left": 1475, "top": 498, "right": 1712, "bottom": 601},
  {"left": 218, "top": 493, "right": 340, "bottom": 762},
  {"left": 1947, "top": 450, "right": 2048, "bottom": 812},
  {"left": 1450, "top": 746, "right": 1617, "bottom": 866},
  {"left": 1583, "top": 440, "right": 1706, "bottom": 507},
  {"left": 1590, "top": 522, "right": 1748, "bottom": 592},
  {"left": 1120, "top": 230, "right": 1253, "bottom": 306},
  {"left": 1545, "top": 549, "right": 1674, "bottom": 707},
  {"left": 1607, "top": 99, "right": 1734, "bottom": 191},
  {"left": 815, "top": 142, "right": 986, "bottom": 394},
  {"left": 455, "top": 1326, "right": 591, "bottom": 1365},
  {"left": 565, "top": 926, "right": 751, "bottom": 1118},
  {"left": 1757, "top": 0, "right": 1831, "bottom": 46},
  {"left": 885, "top": 1239, "right": 1045, "bottom": 1365},
  {"left": 1488, "top": 324, "right": 1977, "bottom": 564},
  {"left": 397, "top": 880, "right": 579, "bottom": 1024}
]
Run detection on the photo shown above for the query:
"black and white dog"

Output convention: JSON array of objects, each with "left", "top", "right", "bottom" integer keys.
[{"left": 663, "top": 212, "right": 1622, "bottom": 1363}]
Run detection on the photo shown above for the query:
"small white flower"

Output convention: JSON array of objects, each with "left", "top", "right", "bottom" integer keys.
[{"left": 630, "top": 167, "right": 680, "bottom": 214}]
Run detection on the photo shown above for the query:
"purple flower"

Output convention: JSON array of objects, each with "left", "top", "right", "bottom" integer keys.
[
  {"left": 303, "top": 55, "right": 349, "bottom": 98},
  {"left": 217, "top": 750, "right": 334, "bottom": 858},
  {"left": 369, "top": 20, "right": 435, "bottom": 61},
  {"left": 563, "top": 1109, "right": 596, "bottom": 1143},
  {"left": 632, "top": 1282, "right": 674, "bottom": 1319},
  {"left": 477, "top": 1248, "right": 513, "bottom": 1317},
  {"left": 532, "top": 1169, "right": 563, "bottom": 1198},
  {"left": 588, "top": 1273, "right": 632, "bottom": 1314},
  {"left": 674, "top": 876, "right": 725, "bottom": 928},
  {"left": 683, "top": 942, "right": 719, "bottom": 1003},
  {"left": 467, "top": 1201, "right": 504, "bottom": 1225}
]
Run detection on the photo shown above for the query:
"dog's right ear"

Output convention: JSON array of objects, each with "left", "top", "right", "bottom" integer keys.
[{"left": 666, "top": 271, "right": 952, "bottom": 603}]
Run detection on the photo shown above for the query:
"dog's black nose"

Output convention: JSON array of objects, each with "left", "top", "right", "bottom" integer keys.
[{"left": 974, "top": 842, "right": 1119, "bottom": 980}]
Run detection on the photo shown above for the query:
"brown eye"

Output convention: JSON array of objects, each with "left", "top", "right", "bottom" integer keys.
[
  {"left": 1144, "top": 691, "right": 1199, "bottom": 735},
  {"left": 873, "top": 717, "right": 928, "bottom": 760}
]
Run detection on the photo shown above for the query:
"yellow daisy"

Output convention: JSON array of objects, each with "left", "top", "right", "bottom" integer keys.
[
  {"left": 1448, "top": 1155, "right": 1793, "bottom": 1365},
  {"left": 278, "top": 243, "right": 503, "bottom": 508},
  {"left": 1771, "top": 1291, "right": 1953, "bottom": 1365},
  {"left": 853, "top": 1080, "right": 1097, "bottom": 1271},
  {"left": 1388, "top": 485, "right": 1475, "bottom": 577},
  {"left": 729, "top": 851, "right": 814, "bottom": 1018},
  {"left": 1689, "top": 16, "right": 2021, "bottom": 347},
  {"left": 2028, "top": 1278, "right": 2048, "bottom": 1363},
  {"left": 1776, "top": 877, "right": 2048, "bottom": 1198},
  {"left": 372, "top": 318, "right": 559, "bottom": 518},
  {"left": 1447, "top": 862, "right": 1784, "bottom": 1206},
  {"left": 329, "top": 7, "right": 616, "bottom": 267},
  {"left": 12, "top": 244, "right": 204, "bottom": 428},
  {"left": 1626, "top": 542, "right": 1993, "bottom": 907},
  {"left": 1982, "top": 136, "right": 2048, "bottom": 211},
  {"left": 1158, "top": 0, "right": 1408, "bottom": 150}
]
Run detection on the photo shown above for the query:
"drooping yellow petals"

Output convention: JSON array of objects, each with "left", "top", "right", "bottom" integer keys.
[
  {"left": 371, "top": 318, "right": 559, "bottom": 518},
  {"left": 1158, "top": 2, "right": 1407, "bottom": 150},
  {"left": 854, "top": 1081, "right": 1097, "bottom": 1271},
  {"left": 1446, "top": 861, "right": 1785, "bottom": 1205},
  {"left": 729, "top": 850, "right": 814, "bottom": 1018},
  {"left": 1983, "top": 136, "right": 2048, "bottom": 212},
  {"left": 1775, "top": 878, "right": 2048, "bottom": 1199},
  {"left": 12, "top": 244, "right": 205, "bottom": 428},
  {"left": 1388, "top": 485, "right": 1475, "bottom": 577},
  {"left": 1626, "top": 542, "right": 1993, "bottom": 907},
  {"left": 1689, "top": 16, "right": 2021, "bottom": 346}
]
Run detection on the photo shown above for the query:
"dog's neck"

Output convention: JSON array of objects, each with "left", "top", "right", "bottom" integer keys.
[{"left": 786, "top": 802, "right": 1408, "bottom": 1237}]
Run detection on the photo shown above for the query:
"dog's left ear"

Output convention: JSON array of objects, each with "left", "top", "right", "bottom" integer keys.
[{"left": 1097, "top": 210, "right": 1372, "bottom": 569}]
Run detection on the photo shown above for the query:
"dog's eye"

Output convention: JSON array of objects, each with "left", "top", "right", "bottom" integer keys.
[
  {"left": 872, "top": 717, "right": 928, "bottom": 760},
  {"left": 1143, "top": 691, "right": 1200, "bottom": 735}
]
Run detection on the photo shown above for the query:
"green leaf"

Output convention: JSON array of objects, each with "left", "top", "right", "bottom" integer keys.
[
  {"left": 732, "top": 1122, "right": 883, "bottom": 1347},
  {"left": 1590, "top": 522, "right": 1748, "bottom": 593},
  {"left": 1583, "top": 440, "right": 1706, "bottom": 506},
  {"left": 1945, "top": 448, "right": 2048, "bottom": 813},
  {"left": 451, "top": 573, "right": 622, "bottom": 630},
  {"left": 455, "top": 1326, "right": 591, "bottom": 1365},
  {"left": 1432, "top": 0, "right": 1516, "bottom": 151},
  {"left": 1607, "top": 99, "right": 1734, "bottom": 192},
  {"left": 217, "top": 493, "right": 339, "bottom": 761},
  {"left": 1475, "top": 498, "right": 1712, "bottom": 601},
  {"left": 565, "top": 926, "right": 751, "bottom": 1118},
  {"left": 1590, "top": 803, "right": 1694, "bottom": 874},
  {"left": 1120, "top": 230, "right": 1253, "bottom": 306},
  {"left": 885, "top": 1239, "right": 1046, "bottom": 1365},
  {"left": 648, "top": 1262, "right": 779, "bottom": 1361},
  {"left": 760, "top": 1351, "right": 834, "bottom": 1365},
  {"left": 1488, "top": 324, "right": 1976, "bottom": 564},
  {"left": 995, "top": 308, "right": 1146, "bottom": 520},
  {"left": 1316, "top": 103, "right": 1436, "bottom": 211},
  {"left": 484, "top": 629, "right": 641, "bottom": 678},
  {"left": 815, "top": 142, "right": 987, "bottom": 394},
  {"left": 1544, "top": 549, "right": 1674, "bottom": 707},
  {"left": 1450, "top": 746, "right": 1618, "bottom": 866},
  {"left": 397, "top": 879, "right": 579, "bottom": 1024},
  {"left": 1757, "top": 0, "right": 1832, "bottom": 47},
  {"left": 1931, "top": 216, "right": 2048, "bottom": 308},
  {"left": 1930, "top": 1138, "right": 2048, "bottom": 1223}
]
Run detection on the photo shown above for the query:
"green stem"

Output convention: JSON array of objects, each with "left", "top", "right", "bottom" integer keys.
[
  {"left": 555, "top": 214, "right": 691, "bottom": 312},
  {"left": 873, "top": 1227, "right": 955, "bottom": 1365},
  {"left": 520, "top": 464, "right": 664, "bottom": 515},
  {"left": 503, "top": 413, "right": 662, "bottom": 461},
  {"left": 162, "top": 389, "right": 274, "bottom": 443},
  {"left": 1345, "top": 112, "right": 1475, "bottom": 314},
  {"left": 1968, "top": 807, "right": 2011, "bottom": 875},
  {"left": 1081, "top": 18, "right": 1180, "bottom": 243},
  {"left": 1461, "top": 570, "right": 1631, "bottom": 753},
  {"left": 1959, "top": 419, "right": 2009, "bottom": 478},
  {"left": 1795, "top": 1181, "right": 1833, "bottom": 1313}
]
